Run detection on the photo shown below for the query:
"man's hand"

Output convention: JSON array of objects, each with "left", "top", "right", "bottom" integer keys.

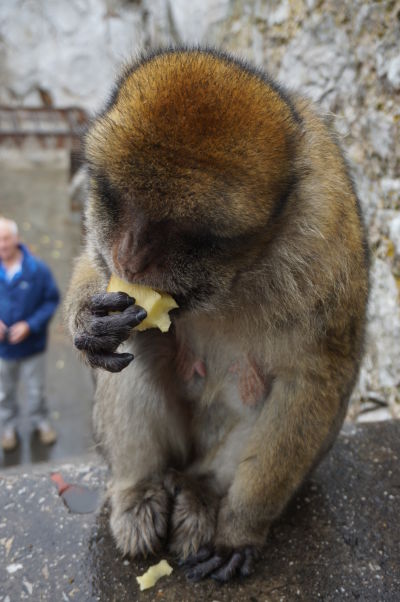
[
  {"left": 0, "top": 320, "right": 8, "bottom": 342},
  {"left": 8, "top": 321, "right": 30, "bottom": 344}
]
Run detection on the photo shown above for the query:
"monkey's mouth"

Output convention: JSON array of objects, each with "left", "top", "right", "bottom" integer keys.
[
  {"left": 115, "top": 265, "right": 210, "bottom": 315},
  {"left": 173, "top": 284, "right": 215, "bottom": 313},
  {"left": 170, "top": 292, "right": 192, "bottom": 312}
]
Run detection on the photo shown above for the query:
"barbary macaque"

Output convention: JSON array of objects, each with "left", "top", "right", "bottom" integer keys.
[{"left": 65, "top": 48, "right": 369, "bottom": 582}]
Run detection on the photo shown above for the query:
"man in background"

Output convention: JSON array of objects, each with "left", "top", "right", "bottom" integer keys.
[{"left": 0, "top": 217, "right": 60, "bottom": 451}]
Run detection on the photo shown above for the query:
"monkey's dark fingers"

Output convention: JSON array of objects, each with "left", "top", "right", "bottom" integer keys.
[
  {"left": 87, "top": 351, "right": 134, "bottom": 372},
  {"left": 186, "top": 552, "right": 225, "bottom": 581},
  {"left": 74, "top": 307, "right": 146, "bottom": 355},
  {"left": 186, "top": 545, "right": 258, "bottom": 582},
  {"left": 239, "top": 546, "right": 258, "bottom": 577},
  {"left": 74, "top": 331, "right": 131, "bottom": 354},
  {"left": 211, "top": 550, "right": 244, "bottom": 582},
  {"left": 90, "top": 292, "right": 135, "bottom": 314},
  {"left": 90, "top": 306, "right": 147, "bottom": 336}
]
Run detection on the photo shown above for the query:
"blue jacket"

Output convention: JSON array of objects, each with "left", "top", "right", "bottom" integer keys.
[{"left": 0, "top": 245, "right": 60, "bottom": 360}]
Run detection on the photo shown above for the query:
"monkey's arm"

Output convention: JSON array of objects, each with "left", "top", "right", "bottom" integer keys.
[
  {"left": 64, "top": 251, "right": 147, "bottom": 372},
  {"left": 187, "top": 348, "right": 353, "bottom": 581}
]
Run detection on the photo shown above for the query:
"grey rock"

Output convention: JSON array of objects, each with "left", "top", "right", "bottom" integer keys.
[
  {"left": 0, "top": 0, "right": 145, "bottom": 110},
  {"left": 386, "top": 55, "right": 400, "bottom": 90},
  {"left": 358, "top": 258, "right": 400, "bottom": 393},
  {"left": 166, "top": 0, "right": 231, "bottom": 44},
  {"left": 366, "top": 111, "right": 395, "bottom": 161},
  {"left": 389, "top": 215, "right": 400, "bottom": 256},
  {"left": 1, "top": 422, "right": 399, "bottom": 600},
  {"left": 357, "top": 407, "right": 392, "bottom": 422},
  {"left": 255, "top": 0, "right": 290, "bottom": 25},
  {"left": 278, "top": 22, "right": 355, "bottom": 107}
]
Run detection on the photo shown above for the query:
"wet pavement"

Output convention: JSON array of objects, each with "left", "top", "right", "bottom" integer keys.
[
  {"left": 0, "top": 421, "right": 399, "bottom": 601},
  {"left": 0, "top": 160, "right": 94, "bottom": 469}
]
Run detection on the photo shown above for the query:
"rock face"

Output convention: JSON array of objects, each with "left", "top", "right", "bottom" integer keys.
[
  {"left": 1, "top": 422, "right": 399, "bottom": 600},
  {"left": 0, "top": 0, "right": 399, "bottom": 416}
]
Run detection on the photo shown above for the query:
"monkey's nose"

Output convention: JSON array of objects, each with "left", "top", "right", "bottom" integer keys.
[
  {"left": 127, "top": 245, "right": 154, "bottom": 277},
  {"left": 112, "top": 234, "right": 154, "bottom": 278}
]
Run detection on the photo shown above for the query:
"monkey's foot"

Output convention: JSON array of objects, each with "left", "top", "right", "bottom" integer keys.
[
  {"left": 109, "top": 480, "right": 168, "bottom": 557},
  {"left": 185, "top": 545, "right": 258, "bottom": 582},
  {"left": 164, "top": 470, "right": 217, "bottom": 559}
]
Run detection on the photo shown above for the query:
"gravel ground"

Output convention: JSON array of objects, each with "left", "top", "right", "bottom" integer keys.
[{"left": 1, "top": 421, "right": 399, "bottom": 601}]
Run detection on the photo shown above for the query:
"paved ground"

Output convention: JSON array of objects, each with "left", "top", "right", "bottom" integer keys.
[
  {"left": 0, "top": 422, "right": 399, "bottom": 601},
  {"left": 0, "top": 160, "right": 94, "bottom": 469}
]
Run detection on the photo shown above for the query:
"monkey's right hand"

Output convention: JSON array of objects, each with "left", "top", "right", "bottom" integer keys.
[{"left": 73, "top": 292, "right": 147, "bottom": 373}]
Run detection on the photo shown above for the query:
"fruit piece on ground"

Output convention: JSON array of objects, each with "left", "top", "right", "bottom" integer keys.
[{"left": 136, "top": 559, "right": 173, "bottom": 591}]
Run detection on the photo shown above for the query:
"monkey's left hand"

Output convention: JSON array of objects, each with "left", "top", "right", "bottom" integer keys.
[
  {"left": 184, "top": 544, "right": 259, "bottom": 583},
  {"left": 73, "top": 292, "right": 147, "bottom": 372}
]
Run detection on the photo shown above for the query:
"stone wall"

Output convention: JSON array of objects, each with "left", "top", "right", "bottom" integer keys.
[{"left": 1, "top": 0, "right": 399, "bottom": 417}]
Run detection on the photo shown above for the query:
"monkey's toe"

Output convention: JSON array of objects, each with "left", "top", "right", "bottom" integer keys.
[
  {"left": 185, "top": 545, "right": 258, "bottom": 582},
  {"left": 110, "top": 480, "right": 168, "bottom": 558}
]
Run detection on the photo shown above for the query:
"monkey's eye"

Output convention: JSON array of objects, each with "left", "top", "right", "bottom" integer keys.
[{"left": 92, "top": 171, "right": 121, "bottom": 220}]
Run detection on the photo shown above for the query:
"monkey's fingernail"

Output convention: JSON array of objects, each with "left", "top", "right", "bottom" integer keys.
[{"left": 136, "top": 309, "right": 147, "bottom": 321}]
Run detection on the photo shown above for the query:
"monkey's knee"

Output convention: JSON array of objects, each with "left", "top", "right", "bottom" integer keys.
[
  {"left": 164, "top": 470, "right": 218, "bottom": 559},
  {"left": 109, "top": 479, "right": 169, "bottom": 558}
]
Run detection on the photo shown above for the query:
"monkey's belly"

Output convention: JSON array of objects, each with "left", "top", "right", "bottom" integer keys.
[
  {"left": 176, "top": 342, "right": 271, "bottom": 408},
  {"left": 175, "top": 342, "right": 207, "bottom": 382},
  {"left": 228, "top": 358, "right": 273, "bottom": 407}
]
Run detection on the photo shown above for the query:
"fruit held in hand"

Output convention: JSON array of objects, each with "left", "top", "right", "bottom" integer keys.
[{"left": 107, "top": 275, "right": 178, "bottom": 332}]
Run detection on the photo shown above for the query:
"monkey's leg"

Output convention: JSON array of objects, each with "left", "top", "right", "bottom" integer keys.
[
  {"left": 66, "top": 253, "right": 184, "bottom": 556},
  {"left": 95, "top": 343, "right": 189, "bottom": 558},
  {"left": 164, "top": 469, "right": 219, "bottom": 559},
  {"left": 186, "top": 361, "right": 352, "bottom": 582},
  {"left": 108, "top": 476, "right": 170, "bottom": 558}
]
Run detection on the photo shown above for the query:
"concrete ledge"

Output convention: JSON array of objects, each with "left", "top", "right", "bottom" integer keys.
[{"left": 0, "top": 422, "right": 399, "bottom": 601}]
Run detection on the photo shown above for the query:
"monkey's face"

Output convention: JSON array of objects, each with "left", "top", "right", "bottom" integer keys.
[
  {"left": 86, "top": 170, "right": 266, "bottom": 313},
  {"left": 85, "top": 50, "right": 299, "bottom": 313}
]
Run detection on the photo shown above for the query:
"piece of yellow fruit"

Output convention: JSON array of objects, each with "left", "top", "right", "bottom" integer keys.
[
  {"left": 107, "top": 274, "right": 178, "bottom": 332},
  {"left": 136, "top": 559, "right": 173, "bottom": 591}
]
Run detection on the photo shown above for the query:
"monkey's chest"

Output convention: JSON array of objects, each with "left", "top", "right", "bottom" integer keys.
[{"left": 175, "top": 340, "right": 272, "bottom": 409}]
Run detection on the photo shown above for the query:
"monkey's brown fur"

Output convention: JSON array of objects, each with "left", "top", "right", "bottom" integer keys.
[{"left": 65, "top": 48, "right": 369, "bottom": 582}]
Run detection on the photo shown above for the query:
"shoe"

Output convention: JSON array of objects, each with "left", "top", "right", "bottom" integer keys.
[
  {"left": 37, "top": 422, "right": 57, "bottom": 445},
  {"left": 1, "top": 428, "right": 18, "bottom": 452}
]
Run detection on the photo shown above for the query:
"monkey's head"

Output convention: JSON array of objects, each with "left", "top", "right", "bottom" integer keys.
[{"left": 85, "top": 49, "right": 301, "bottom": 314}]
